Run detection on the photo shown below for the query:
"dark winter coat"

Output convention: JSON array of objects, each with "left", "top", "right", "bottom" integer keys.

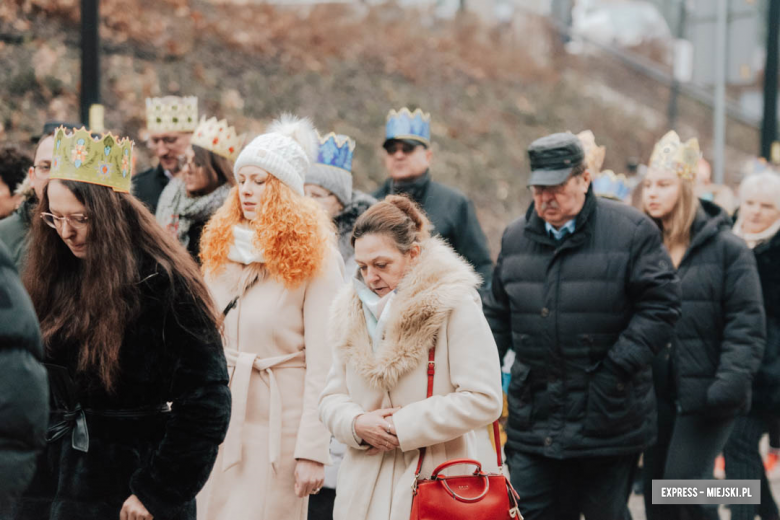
[
  {"left": 749, "top": 228, "right": 780, "bottom": 413},
  {"left": 374, "top": 171, "right": 493, "bottom": 284},
  {"left": 0, "top": 241, "right": 48, "bottom": 508},
  {"left": 8, "top": 262, "right": 231, "bottom": 520},
  {"left": 483, "top": 188, "right": 681, "bottom": 458},
  {"left": 654, "top": 201, "right": 765, "bottom": 418},
  {"left": 131, "top": 165, "right": 169, "bottom": 215},
  {"left": 0, "top": 196, "right": 35, "bottom": 271}
]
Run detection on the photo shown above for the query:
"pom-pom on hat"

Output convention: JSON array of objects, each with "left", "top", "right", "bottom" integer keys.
[{"left": 233, "top": 114, "right": 318, "bottom": 196}]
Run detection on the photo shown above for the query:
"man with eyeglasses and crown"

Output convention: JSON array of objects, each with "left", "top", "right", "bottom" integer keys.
[
  {"left": 0, "top": 121, "right": 79, "bottom": 270},
  {"left": 131, "top": 96, "right": 198, "bottom": 214},
  {"left": 373, "top": 107, "right": 493, "bottom": 285}
]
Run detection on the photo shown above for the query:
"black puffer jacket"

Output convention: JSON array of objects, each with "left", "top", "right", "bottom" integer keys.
[
  {"left": 0, "top": 241, "right": 48, "bottom": 507},
  {"left": 483, "top": 188, "right": 681, "bottom": 458},
  {"left": 131, "top": 165, "right": 169, "bottom": 215},
  {"left": 752, "top": 228, "right": 780, "bottom": 413},
  {"left": 656, "top": 201, "right": 765, "bottom": 417}
]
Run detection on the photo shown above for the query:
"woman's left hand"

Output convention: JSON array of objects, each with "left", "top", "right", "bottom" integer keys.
[
  {"left": 366, "top": 416, "right": 398, "bottom": 455},
  {"left": 294, "top": 459, "right": 325, "bottom": 498}
]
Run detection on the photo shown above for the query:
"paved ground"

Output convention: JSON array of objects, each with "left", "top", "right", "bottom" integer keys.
[{"left": 627, "top": 436, "right": 780, "bottom": 520}]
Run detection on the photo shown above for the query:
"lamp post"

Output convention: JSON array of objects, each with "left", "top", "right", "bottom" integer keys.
[
  {"left": 761, "top": 0, "right": 780, "bottom": 160},
  {"left": 80, "top": 0, "right": 100, "bottom": 127}
]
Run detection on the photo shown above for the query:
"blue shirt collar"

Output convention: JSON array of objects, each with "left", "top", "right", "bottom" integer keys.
[{"left": 545, "top": 219, "right": 576, "bottom": 240}]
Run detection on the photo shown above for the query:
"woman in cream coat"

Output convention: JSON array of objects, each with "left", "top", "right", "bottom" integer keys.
[
  {"left": 198, "top": 115, "right": 345, "bottom": 520},
  {"left": 319, "top": 195, "right": 503, "bottom": 520}
]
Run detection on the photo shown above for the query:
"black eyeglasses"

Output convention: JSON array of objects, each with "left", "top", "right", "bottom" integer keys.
[{"left": 41, "top": 212, "right": 89, "bottom": 230}]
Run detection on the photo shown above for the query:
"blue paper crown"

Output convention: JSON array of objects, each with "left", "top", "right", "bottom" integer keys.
[
  {"left": 385, "top": 108, "right": 431, "bottom": 146},
  {"left": 316, "top": 132, "right": 356, "bottom": 173},
  {"left": 593, "top": 171, "right": 632, "bottom": 201}
]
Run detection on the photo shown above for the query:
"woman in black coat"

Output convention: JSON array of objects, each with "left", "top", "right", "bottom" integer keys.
[
  {"left": 6, "top": 127, "right": 231, "bottom": 520},
  {"left": 723, "top": 170, "right": 780, "bottom": 520},
  {"left": 640, "top": 132, "right": 765, "bottom": 520}
]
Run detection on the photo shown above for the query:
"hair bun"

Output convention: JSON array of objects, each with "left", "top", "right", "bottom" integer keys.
[{"left": 385, "top": 195, "right": 431, "bottom": 239}]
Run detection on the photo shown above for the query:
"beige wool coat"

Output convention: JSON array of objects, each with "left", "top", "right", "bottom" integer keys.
[
  {"left": 319, "top": 238, "right": 503, "bottom": 520},
  {"left": 198, "top": 247, "right": 345, "bottom": 520}
]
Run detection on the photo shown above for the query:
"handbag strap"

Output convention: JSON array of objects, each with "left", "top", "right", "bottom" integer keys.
[
  {"left": 413, "top": 347, "right": 503, "bottom": 482},
  {"left": 222, "top": 274, "right": 260, "bottom": 317}
]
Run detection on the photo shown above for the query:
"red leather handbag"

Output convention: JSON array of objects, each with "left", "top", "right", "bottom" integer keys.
[{"left": 409, "top": 348, "right": 523, "bottom": 520}]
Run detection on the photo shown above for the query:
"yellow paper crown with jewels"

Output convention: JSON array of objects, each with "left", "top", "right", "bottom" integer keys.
[
  {"left": 576, "top": 130, "right": 606, "bottom": 175},
  {"left": 649, "top": 130, "right": 700, "bottom": 181},
  {"left": 145, "top": 96, "right": 198, "bottom": 132},
  {"left": 50, "top": 127, "right": 134, "bottom": 193},
  {"left": 190, "top": 116, "right": 246, "bottom": 162}
]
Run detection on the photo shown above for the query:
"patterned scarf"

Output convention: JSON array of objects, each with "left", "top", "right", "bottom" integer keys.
[{"left": 155, "top": 178, "right": 232, "bottom": 249}]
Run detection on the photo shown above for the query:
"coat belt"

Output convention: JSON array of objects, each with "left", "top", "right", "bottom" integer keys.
[
  {"left": 222, "top": 349, "right": 306, "bottom": 473},
  {"left": 46, "top": 403, "right": 171, "bottom": 453}
]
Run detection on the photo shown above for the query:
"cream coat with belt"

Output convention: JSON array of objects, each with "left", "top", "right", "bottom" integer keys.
[
  {"left": 319, "top": 238, "right": 503, "bottom": 520},
  {"left": 198, "top": 247, "right": 345, "bottom": 520}
]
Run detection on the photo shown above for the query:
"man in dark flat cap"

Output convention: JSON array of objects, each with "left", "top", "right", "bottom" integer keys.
[{"left": 483, "top": 132, "right": 681, "bottom": 520}]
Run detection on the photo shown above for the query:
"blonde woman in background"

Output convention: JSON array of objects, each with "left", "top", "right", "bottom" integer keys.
[{"left": 641, "top": 132, "right": 765, "bottom": 520}]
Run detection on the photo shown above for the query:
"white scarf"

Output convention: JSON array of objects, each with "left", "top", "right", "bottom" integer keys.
[
  {"left": 227, "top": 224, "right": 265, "bottom": 265},
  {"left": 733, "top": 217, "right": 780, "bottom": 249},
  {"left": 353, "top": 275, "right": 396, "bottom": 352}
]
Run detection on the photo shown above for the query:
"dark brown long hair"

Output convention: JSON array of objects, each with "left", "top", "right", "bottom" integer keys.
[
  {"left": 190, "top": 145, "right": 235, "bottom": 196},
  {"left": 23, "top": 179, "right": 221, "bottom": 392}
]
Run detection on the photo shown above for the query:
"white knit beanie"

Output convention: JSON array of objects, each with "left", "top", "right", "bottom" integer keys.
[{"left": 233, "top": 114, "right": 319, "bottom": 196}]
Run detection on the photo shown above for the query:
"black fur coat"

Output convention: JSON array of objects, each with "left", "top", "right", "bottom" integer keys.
[{"left": 5, "top": 265, "right": 231, "bottom": 520}]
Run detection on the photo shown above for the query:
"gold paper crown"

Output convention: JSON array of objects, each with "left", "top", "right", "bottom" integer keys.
[
  {"left": 577, "top": 130, "right": 606, "bottom": 175},
  {"left": 190, "top": 117, "right": 246, "bottom": 162},
  {"left": 50, "top": 127, "right": 134, "bottom": 193},
  {"left": 649, "top": 130, "right": 700, "bottom": 181},
  {"left": 145, "top": 96, "right": 198, "bottom": 132}
]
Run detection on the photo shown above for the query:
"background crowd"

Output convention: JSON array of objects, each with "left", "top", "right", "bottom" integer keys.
[{"left": 0, "top": 94, "right": 777, "bottom": 520}]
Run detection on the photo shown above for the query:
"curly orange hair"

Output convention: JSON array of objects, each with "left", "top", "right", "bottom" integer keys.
[{"left": 200, "top": 176, "right": 334, "bottom": 288}]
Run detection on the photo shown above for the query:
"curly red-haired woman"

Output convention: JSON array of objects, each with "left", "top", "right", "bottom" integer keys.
[{"left": 197, "top": 115, "right": 345, "bottom": 520}]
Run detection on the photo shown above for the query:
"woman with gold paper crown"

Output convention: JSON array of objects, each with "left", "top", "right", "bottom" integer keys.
[
  {"left": 196, "top": 114, "right": 344, "bottom": 520},
  {"left": 156, "top": 116, "right": 244, "bottom": 260},
  {"left": 5, "top": 127, "right": 231, "bottom": 520},
  {"left": 640, "top": 131, "right": 765, "bottom": 520}
]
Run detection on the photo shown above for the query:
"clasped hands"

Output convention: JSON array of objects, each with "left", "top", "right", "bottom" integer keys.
[{"left": 354, "top": 407, "right": 401, "bottom": 456}]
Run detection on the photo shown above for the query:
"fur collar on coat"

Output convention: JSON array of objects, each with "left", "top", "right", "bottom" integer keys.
[{"left": 329, "top": 237, "right": 481, "bottom": 391}]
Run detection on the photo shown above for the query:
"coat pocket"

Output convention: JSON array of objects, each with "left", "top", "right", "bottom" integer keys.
[
  {"left": 583, "top": 362, "right": 639, "bottom": 437},
  {"left": 507, "top": 362, "right": 533, "bottom": 430}
]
